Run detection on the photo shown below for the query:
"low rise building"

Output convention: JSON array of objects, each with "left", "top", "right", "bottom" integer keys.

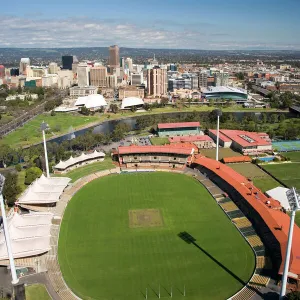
[
  {"left": 168, "top": 135, "right": 214, "bottom": 149},
  {"left": 70, "top": 86, "right": 98, "bottom": 98},
  {"left": 118, "top": 86, "right": 145, "bottom": 100},
  {"left": 157, "top": 122, "right": 201, "bottom": 137}
]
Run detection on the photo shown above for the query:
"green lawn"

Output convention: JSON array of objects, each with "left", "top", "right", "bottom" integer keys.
[
  {"left": 25, "top": 284, "right": 51, "bottom": 300},
  {"left": 296, "top": 212, "right": 300, "bottom": 228},
  {"left": 281, "top": 151, "right": 300, "bottom": 162},
  {"left": 0, "top": 113, "right": 99, "bottom": 148},
  {"left": 229, "top": 163, "right": 281, "bottom": 192},
  {"left": 55, "top": 158, "right": 115, "bottom": 182},
  {"left": 17, "top": 170, "right": 26, "bottom": 194},
  {"left": 200, "top": 148, "right": 242, "bottom": 160},
  {"left": 58, "top": 172, "right": 255, "bottom": 300},
  {"left": 150, "top": 137, "right": 170, "bottom": 145},
  {"left": 263, "top": 163, "right": 300, "bottom": 189}
]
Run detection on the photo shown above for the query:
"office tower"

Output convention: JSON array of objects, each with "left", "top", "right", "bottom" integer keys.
[
  {"left": 131, "top": 73, "right": 143, "bottom": 86},
  {"left": 10, "top": 68, "right": 19, "bottom": 76},
  {"left": 90, "top": 66, "right": 107, "bottom": 87},
  {"left": 191, "top": 75, "right": 199, "bottom": 90},
  {"left": 214, "top": 72, "right": 229, "bottom": 86},
  {"left": 48, "top": 62, "right": 58, "bottom": 74},
  {"left": 198, "top": 72, "right": 208, "bottom": 88},
  {"left": 125, "top": 57, "right": 133, "bottom": 71},
  {"left": 147, "top": 67, "right": 167, "bottom": 97},
  {"left": 109, "top": 45, "right": 120, "bottom": 68},
  {"left": 77, "top": 63, "right": 90, "bottom": 87},
  {"left": 0, "top": 65, "right": 5, "bottom": 78},
  {"left": 19, "top": 58, "right": 30, "bottom": 75},
  {"left": 168, "top": 64, "right": 177, "bottom": 72},
  {"left": 106, "top": 74, "right": 117, "bottom": 88},
  {"left": 62, "top": 55, "right": 73, "bottom": 70}
]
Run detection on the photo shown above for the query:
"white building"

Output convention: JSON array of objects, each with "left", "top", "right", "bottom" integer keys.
[
  {"left": 19, "top": 58, "right": 30, "bottom": 75},
  {"left": 75, "top": 94, "right": 107, "bottom": 111},
  {"left": 69, "top": 86, "right": 97, "bottom": 98},
  {"left": 42, "top": 74, "right": 59, "bottom": 87},
  {"left": 6, "top": 94, "right": 38, "bottom": 101},
  {"left": 77, "top": 63, "right": 90, "bottom": 87},
  {"left": 48, "top": 62, "right": 58, "bottom": 74}
]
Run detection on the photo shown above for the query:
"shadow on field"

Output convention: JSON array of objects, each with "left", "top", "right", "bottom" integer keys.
[{"left": 177, "top": 231, "right": 247, "bottom": 286}]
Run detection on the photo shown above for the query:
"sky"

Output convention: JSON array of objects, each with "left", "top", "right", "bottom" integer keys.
[{"left": 1, "top": 0, "right": 300, "bottom": 50}]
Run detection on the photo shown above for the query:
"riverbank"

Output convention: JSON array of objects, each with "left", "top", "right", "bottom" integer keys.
[{"left": 0, "top": 105, "right": 288, "bottom": 149}]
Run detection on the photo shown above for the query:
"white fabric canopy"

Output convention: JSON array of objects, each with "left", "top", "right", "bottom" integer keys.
[
  {"left": 121, "top": 97, "right": 144, "bottom": 109},
  {"left": 75, "top": 94, "right": 107, "bottom": 109},
  {"left": 17, "top": 174, "right": 71, "bottom": 204},
  {"left": 266, "top": 186, "right": 291, "bottom": 210},
  {"left": 0, "top": 212, "right": 53, "bottom": 260},
  {"left": 54, "top": 150, "right": 105, "bottom": 170}
]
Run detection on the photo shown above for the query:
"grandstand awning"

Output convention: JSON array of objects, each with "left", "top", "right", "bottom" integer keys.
[
  {"left": 0, "top": 212, "right": 53, "bottom": 260},
  {"left": 54, "top": 150, "right": 105, "bottom": 170},
  {"left": 17, "top": 174, "right": 71, "bottom": 204}
]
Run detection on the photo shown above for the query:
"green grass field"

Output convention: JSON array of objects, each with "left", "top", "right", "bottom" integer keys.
[
  {"left": 281, "top": 151, "right": 300, "bottom": 162},
  {"left": 228, "top": 163, "right": 281, "bottom": 192},
  {"left": 55, "top": 158, "right": 115, "bottom": 182},
  {"left": 58, "top": 172, "right": 255, "bottom": 300},
  {"left": 263, "top": 163, "right": 300, "bottom": 190},
  {"left": 25, "top": 284, "right": 51, "bottom": 300},
  {"left": 296, "top": 212, "right": 300, "bottom": 228},
  {"left": 0, "top": 113, "right": 99, "bottom": 148},
  {"left": 150, "top": 137, "right": 170, "bottom": 145},
  {"left": 200, "top": 148, "right": 242, "bottom": 160}
]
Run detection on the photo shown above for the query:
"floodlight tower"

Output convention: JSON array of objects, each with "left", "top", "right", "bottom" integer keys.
[
  {"left": 0, "top": 174, "right": 19, "bottom": 284},
  {"left": 41, "top": 121, "right": 50, "bottom": 178},
  {"left": 214, "top": 109, "right": 222, "bottom": 161},
  {"left": 280, "top": 187, "right": 300, "bottom": 299}
]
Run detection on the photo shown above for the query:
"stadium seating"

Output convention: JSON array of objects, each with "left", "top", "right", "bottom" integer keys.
[{"left": 250, "top": 274, "right": 270, "bottom": 286}]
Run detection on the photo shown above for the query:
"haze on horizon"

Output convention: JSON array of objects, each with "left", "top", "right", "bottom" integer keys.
[{"left": 1, "top": 0, "right": 300, "bottom": 50}]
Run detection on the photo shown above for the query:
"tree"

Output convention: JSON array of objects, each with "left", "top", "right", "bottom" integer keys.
[
  {"left": 15, "top": 164, "right": 22, "bottom": 172},
  {"left": 286, "top": 291, "right": 300, "bottom": 300},
  {"left": 110, "top": 104, "right": 118, "bottom": 114},
  {"left": 279, "top": 114, "right": 286, "bottom": 122},
  {"left": 80, "top": 106, "right": 90, "bottom": 116},
  {"left": 275, "top": 81, "right": 281, "bottom": 93},
  {"left": 270, "top": 114, "right": 279, "bottom": 123},
  {"left": 25, "top": 167, "right": 42, "bottom": 185},
  {"left": 3, "top": 172, "right": 21, "bottom": 206}
]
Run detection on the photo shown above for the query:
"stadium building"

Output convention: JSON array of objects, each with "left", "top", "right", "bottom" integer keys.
[
  {"left": 209, "top": 129, "right": 272, "bottom": 155},
  {"left": 157, "top": 122, "right": 201, "bottom": 137},
  {"left": 168, "top": 135, "right": 214, "bottom": 149},
  {"left": 201, "top": 86, "right": 248, "bottom": 103},
  {"left": 116, "top": 145, "right": 194, "bottom": 169}
]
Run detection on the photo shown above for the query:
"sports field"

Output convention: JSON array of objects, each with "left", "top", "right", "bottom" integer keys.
[
  {"left": 273, "top": 141, "right": 300, "bottom": 152},
  {"left": 58, "top": 172, "right": 254, "bottom": 300},
  {"left": 200, "top": 148, "right": 242, "bottom": 160},
  {"left": 228, "top": 163, "right": 281, "bottom": 192},
  {"left": 263, "top": 163, "right": 300, "bottom": 190},
  {"left": 282, "top": 151, "right": 300, "bottom": 162}
]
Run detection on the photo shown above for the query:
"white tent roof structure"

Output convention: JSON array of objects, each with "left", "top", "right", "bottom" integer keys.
[
  {"left": 75, "top": 94, "right": 107, "bottom": 109},
  {"left": 54, "top": 150, "right": 105, "bottom": 170},
  {"left": 0, "top": 211, "right": 53, "bottom": 260},
  {"left": 17, "top": 174, "right": 71, "bottom": 204},
  {"left": 121, "top": 97, "right": 144, "bottom": 109},
  {"left": 266, "top": 186, "right": 291, "bottom": 210}
]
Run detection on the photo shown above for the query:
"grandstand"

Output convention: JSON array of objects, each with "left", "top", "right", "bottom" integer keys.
[
  {"left": 191, "top": 154, "right": 300, "bottom": 286},
  {"left": 116, "top": 145, "right": 195, "bottom": 169},
  {"left": 157, "top": 122, "right": 201, "bottom": 137}
]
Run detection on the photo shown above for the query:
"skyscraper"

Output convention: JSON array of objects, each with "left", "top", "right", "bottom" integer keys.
[
  {"left": 90, "top": 66, "right": 107, "bottom": 87},
  {"left": 0, "top": 65, "right": 5, "bottom": 78},
  {"left": 147, "top": 67, "right": 167, "bottom": 97},
  {"left": 19, "top": 58, "right": 30, "bottom": 75},
  {"left": 62, "top": 55, "right": 73, "bottom": 70},
  {"left": 48, "top": 62, "right": 58, "bottom": 74},
  {"left": 109, "top": 45, "right": 120, "bottom": 68},
  {"left": 77, "top": 63, "right": 90, "bottom": 87}
]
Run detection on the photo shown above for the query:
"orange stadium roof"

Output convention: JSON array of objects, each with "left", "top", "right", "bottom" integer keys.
[
  {"left": 118, "top": 145, "right": 194, "bottom": 155},
  {"left": 223, "top": 156, "right": 252, "bottom": 163},
  {"left": 157, "top": 122, "right": 200, "bottom": 129},
  {"left": 169, "top": 135, "right": 213, "bottom": 143},
  {"left": 193, "top": 155, "right": 300, "bottom": 279},
  {"left": 209, "top": 129, "right": 232, "bottom": 142}
]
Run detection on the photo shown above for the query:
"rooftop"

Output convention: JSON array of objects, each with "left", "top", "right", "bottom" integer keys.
[
  {"left": 202, "top": 86, "right": 247, "bottom": 94},
  {"left": 158, "top": 122, "right": 200, "bottom": 129},
  {"left": 169, "top": 135, "right": 213, "bottom": 143},
  {"left": 118, "top": 145, "right": 194, "bottom": 155}
]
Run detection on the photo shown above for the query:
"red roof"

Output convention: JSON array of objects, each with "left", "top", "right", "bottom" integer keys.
[
  {"left": 193, "top": 155, "right": 300, "bottom": 279},
  {"left": 158, "top": 122, "right": 200, "bottom": 129},
  {"left": 118, "top": 145, "right": 193, "bottom": 155},
  {"left": 209, "top": 129, "right": 232, "bottom": 142},
  {"left": 223, "top": 156, "right": 252, "bottom": 163},
  {"left": 169, "top": 135, "right": 213, "bottom": 143},
  {"left": 220, "top": 130, "right": 271, "bottom": 147}
]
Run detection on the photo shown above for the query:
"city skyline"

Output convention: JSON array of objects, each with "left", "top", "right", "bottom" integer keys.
[{"left": 1, "top": 0, "right": 300, "bottom": 50}]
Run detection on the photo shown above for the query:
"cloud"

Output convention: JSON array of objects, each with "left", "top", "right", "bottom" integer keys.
[{"left": 0, "top": 15, "right": 299, "bottom": 49}]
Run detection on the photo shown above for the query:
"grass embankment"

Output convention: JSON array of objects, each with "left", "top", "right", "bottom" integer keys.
[
  {"left": 25, "top": 284, "right": 51, "bottom": 300},
  {"left": 0, "top": 113, "right": 99, "bottom": 148},
  {"left": 58, "top": 172, "right": 254, "bottom": 300},
  {"left": 55, "top": 158, "right": 115, "bottom": 182},
  {"left": 229, "top": 163, "right": 281, "bottom": 192},
  {"left": 150, "top": 137, "right": 170, "bottom": 145}
]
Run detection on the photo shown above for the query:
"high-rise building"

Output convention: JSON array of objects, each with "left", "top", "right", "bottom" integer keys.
[
  {"left": 109, "top": 45, "right": 120, "bottom": 68},
  {"left": 77, "top": 63, "right": 90, "bottom": 87},
  {"left": 147, "top": 67, "right": 167, "bottom": 97},
  {"left": 10, "top": 68, "right": 19, "bottom": 76},
  {"left": 131, "top": 73, "right": 143, "bottom": 86},
  {"left": 106, "top": 74, "right": 117, "bottom": 88},
  {"left": 214, "top": 72, "right": 229, "bottom": 86},
  {"left": 0, "top": 65, "right": 5, "bottom": 78},
  {"left": 62, "top": 55, "right": 73, "bottom": 70},
  {"left": 19, "top": 58, "right": 30, "bottom": 75},
  {"left": 48, "top": 62, "right": 58, "bottom": 74},
  {"left": 90, "top": 66, "right": 107, "bottom": 87},
  {"left": 168, "top": 64, "right": 177, "bottom": 72},
  {"left": 125, "top": 57, "right": 133, "bottom": 71},
  {"left": 198, "top": 73, "right": 208, "bottom": 88}
]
